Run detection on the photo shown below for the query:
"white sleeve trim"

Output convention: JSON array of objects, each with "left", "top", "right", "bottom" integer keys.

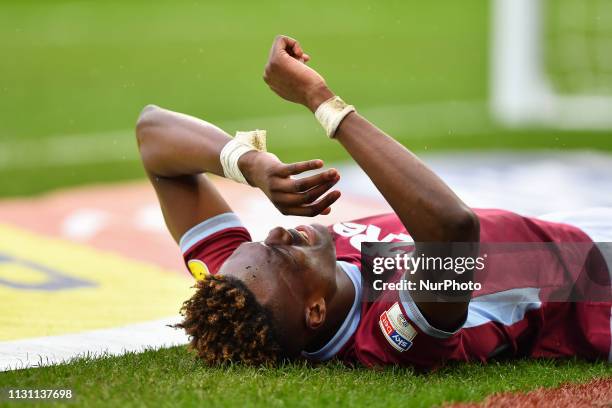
[
  {"left": 179, "top": 212, "right": 243, "bottom": 254},
  {"left": 399, "top": 287, "right": 464, "bottom": 339}
]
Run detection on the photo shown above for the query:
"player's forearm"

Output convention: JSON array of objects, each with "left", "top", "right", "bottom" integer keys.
[
  {"left": 261, "top": 35, "right": 478, "bottom": 241},
  {"left": 336, "top": 113, "right": 478, "bottom": 329},
  {"left": 136, "top": 104, "right": 341, "bottom": 217},
  {"left": 136, "top": 105, "right": 233, "bottom": 178},
  {"left": 334, "top": 112, "right": 479, "bottom": 242}
]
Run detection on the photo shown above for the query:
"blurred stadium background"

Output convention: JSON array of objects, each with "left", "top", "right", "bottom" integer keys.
[
  {"left": 1, "top": 0, "right": 611, "bottom": 197},
  {"left": 1, "top": 0, "right": 611, "bottom": 405}
]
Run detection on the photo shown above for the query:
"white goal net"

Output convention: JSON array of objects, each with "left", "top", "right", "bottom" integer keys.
[{"left": 491, "top": 0, "right": 612, "bottom": 129}]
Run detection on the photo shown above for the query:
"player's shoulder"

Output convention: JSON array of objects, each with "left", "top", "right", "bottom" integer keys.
[
  {"left": 180, "top": 212, "right": 252, "bottom": 279},
  {"left": 179, "top": 212, "right": 247, "bottom": 254}
]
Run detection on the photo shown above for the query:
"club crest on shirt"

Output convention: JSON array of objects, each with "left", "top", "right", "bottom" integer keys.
[
  {"left": 187, "top": 259, "right": 210, "bottom": 281},
  {"left": 379, "top": 302, "right": 417, "bottom": 352}
]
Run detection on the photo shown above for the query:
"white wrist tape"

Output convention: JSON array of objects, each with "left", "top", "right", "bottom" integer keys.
[
  {"left": 314, "top": 96, "right": 355, "bottom": 138},
  {"left": 219, "top": 129, "right": 267, "bottom": 185},
  {"left": 235, "top": 129, "right": 267, "bottom": 152}
]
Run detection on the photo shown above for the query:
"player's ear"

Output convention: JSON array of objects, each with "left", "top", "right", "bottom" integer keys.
[{"left": 305, "top": 297, "right": 326, "bottom": 330}]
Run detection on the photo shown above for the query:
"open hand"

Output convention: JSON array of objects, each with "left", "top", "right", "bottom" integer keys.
[{"left": 240, "top": 151, "right": 341, "bottom": 216}]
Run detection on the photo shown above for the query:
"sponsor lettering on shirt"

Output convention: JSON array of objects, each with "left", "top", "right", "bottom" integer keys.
[
  {"left": 333, "top": 222, "right": 413, "bottom": 251},
  {"left": 379, "top": 302, "right": 417, "bottom": 352}
]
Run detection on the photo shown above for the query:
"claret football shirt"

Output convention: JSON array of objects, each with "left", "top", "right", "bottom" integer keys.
[{"left": 180, "top": 210, "right": 612, "bottom": 369}]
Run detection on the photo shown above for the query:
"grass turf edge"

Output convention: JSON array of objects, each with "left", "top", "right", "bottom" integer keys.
[{"left": 1, "top": 346, "right": 611, "bottom": 408}]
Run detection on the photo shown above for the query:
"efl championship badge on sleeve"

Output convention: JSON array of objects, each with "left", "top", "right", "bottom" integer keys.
[
  {"left": 379, "top": 302, "right": 417, "bottom": 352},
  {"left": 187, "top": 259, "right": 210, "bottom": 281}
]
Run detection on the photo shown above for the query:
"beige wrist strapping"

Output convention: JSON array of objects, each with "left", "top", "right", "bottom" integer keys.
[
  {"left": 219, "top": 129, "right": 267, "bottom": 185},
  {"left": 314, "top": 96, "right": 355, "bottom": 138}
]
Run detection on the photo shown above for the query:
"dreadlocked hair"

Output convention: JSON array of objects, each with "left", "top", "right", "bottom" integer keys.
[{"left": 175, "top": 274, "right": 283, "bottom": 366}]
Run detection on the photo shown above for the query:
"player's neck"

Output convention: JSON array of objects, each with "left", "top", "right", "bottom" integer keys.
[{"left": 305, "top": 263, "right": 356, "bottom": 352}]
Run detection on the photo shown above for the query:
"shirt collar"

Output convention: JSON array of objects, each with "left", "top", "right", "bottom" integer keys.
[{"left": 301, "top": 261, "right": 362, "bottom": 361}]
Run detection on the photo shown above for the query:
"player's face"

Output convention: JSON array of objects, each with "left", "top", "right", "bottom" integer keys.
[{"left": 219, "top": 223, "right": 337, "bottom": 355}]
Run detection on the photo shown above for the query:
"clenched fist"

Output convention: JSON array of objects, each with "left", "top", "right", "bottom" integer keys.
[{"left": 263, "top": 35, "right": 334, "bottom": 112}]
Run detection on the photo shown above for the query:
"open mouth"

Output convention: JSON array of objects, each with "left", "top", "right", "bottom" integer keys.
[
  {"left": 294, "top": 225, "right": 317, "bottom": 245},
  {"left": 287, "top": 228, "right": 308, "bottom": 245}
]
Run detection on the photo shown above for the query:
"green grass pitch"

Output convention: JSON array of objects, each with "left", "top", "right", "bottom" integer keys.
[
  {"left": 1, "top": 347, "right": 611, "bottom": 407},
  {"left": 0, "top": 1, "right": 611, "bottom": 406}
]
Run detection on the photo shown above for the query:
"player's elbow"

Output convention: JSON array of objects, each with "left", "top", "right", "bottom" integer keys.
[
  {"left": 135, "top": 104, "right": 161, "bottom": 146},
  {"left": 442, "top": 207, "right": 480, "bottom": 242},
  {"left": 135, "top": 104, "right": 165, "bottom": 173}
]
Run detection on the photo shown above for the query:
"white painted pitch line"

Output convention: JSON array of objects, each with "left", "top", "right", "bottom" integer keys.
[
  {"left": 0, "top": 100, "right": 488, "bottom": 170},
  {"left": 0, "top": 316, "right": 188, "bottom": 372}
]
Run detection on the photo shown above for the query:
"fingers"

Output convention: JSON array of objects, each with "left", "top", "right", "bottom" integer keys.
[
  {"left": 274, "top": 34, "right": 297, "bottom": 51},
  {"left": 277, "top": 159, "right": 323, "bottom": 177},
  {"left": 271, "top": 173, "right": 341, "bottom": 217},
  {"left": 266, "top": 155, "right": 340, "bottom": 216},
  {"left": 272, "top": 168, "right": 339, "bottom": 194},
  {"left": 278, "top": 190, "right": 341, "bottom": 217},
  {"left": 289, "top": 40, "right": 304, "bottom": 58},
  {"left": 273, "top": 35, "right": 309, "bottom": 62},
  {"left": 273, "top": 177, "right": 338, "bottom": 206},
  {"left": 301, "top": 181, "right": 340, "bottom": 204},
  {"left": 294, "top": 169, "right": 339, "bottom": 192},
  {"left": 289, "top": 42, "right": 309, "bottom": 63},
  {"left": 268, "top": 35, "right": 292, "bottom": 62}
]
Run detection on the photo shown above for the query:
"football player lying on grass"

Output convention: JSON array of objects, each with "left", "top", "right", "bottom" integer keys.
[{"left": 135, "top": 35, "right": 612, "bottom": 369}]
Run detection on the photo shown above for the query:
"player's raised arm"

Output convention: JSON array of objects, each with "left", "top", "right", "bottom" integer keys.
[
  {"left": 135, "top": 105, "right": 340, "bottom": 241},
  {"left": 263, "top": 35, "right": 479, "bottom": 243},
  {"left": 263, "top": 35, "right": 480, "bottom": 330}
]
